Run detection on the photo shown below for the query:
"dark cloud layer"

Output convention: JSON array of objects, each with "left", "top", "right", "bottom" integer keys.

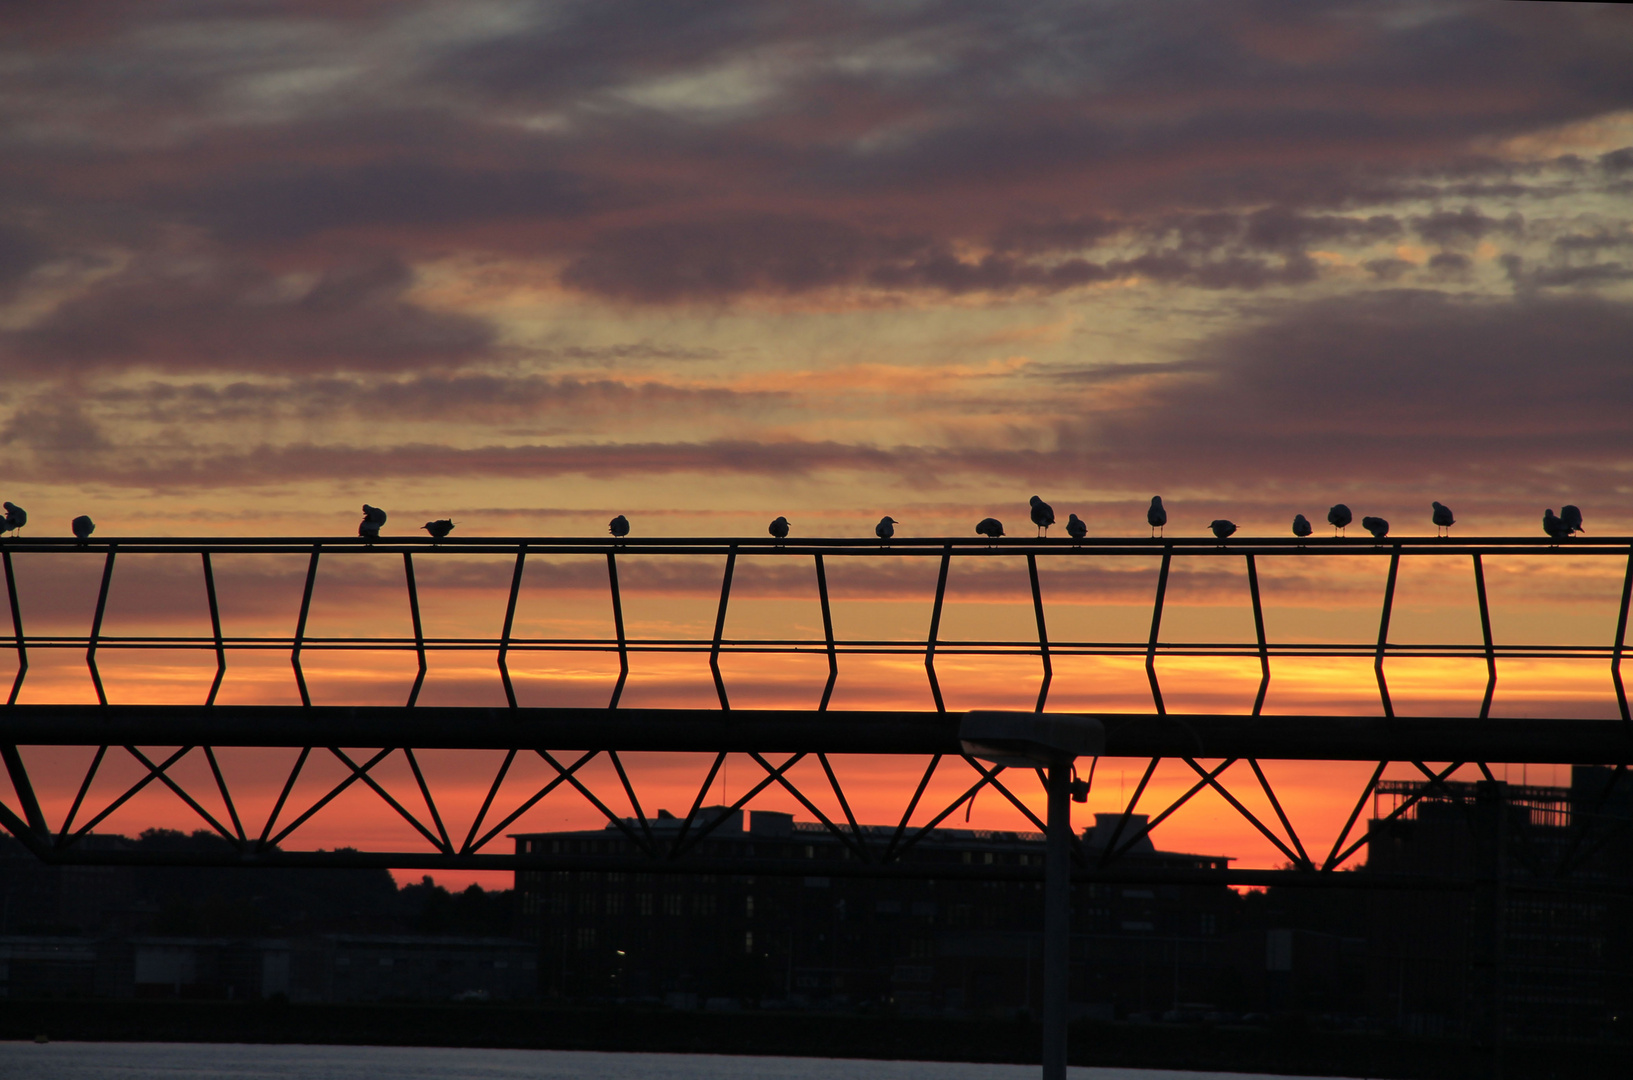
[
  {"left": 3, "top": 0, "right": 1631, "bottom": 316},
  {"left": 1091, "top": 291, "right": 1633, "bottom": 493},
  {"left": 1, "top": 255, "right": 492, "bottom": 375}
]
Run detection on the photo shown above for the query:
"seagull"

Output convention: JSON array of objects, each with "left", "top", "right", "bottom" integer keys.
[
  {"left": 975, "top": 517, "right": 1005, "bottom": 542},
  {"left": 875, "top": 516, "right": 898, "bottom": 542},
  {"left": 71, "top": 515, "right": 95, "bottom": 540},
  {"left": 1560, "top": 505, "right": 1584, "bottom": 535},
  {"left": 3, "top": 502, "right": 26, "bottom": 536},
  {"left": 1432, "top": 502, "right": 1455, "bottom": 537},
  {"left": 1066, "top": 513, "right": 1087, "bottom": 540},
  {"left": 1327, "top": 503, "right": 1352, "bottom": 537},
  {"left": 1362, "top": 516, "right": 1390, "bottom": 539},
  {"left": 1542, "top": 509, "right": 1570, "bottom": 542},
  {"left": 768, "top": 516, "right": 790, "bottom": 542},
  {"left": 1147, "top": 496, "right": 1167, "bottom": 538},
  {"left": 422, "top": 519, "right": 455, "bottom": 540},
  {"left": 609, "top": 515, "right": 630, "bottom": 539},
  {"left": 1028, "top": 496, "right": 1055, "bottom": 537},
  {"left": 359, "top": 504, "right": 387, "bottom": 541},
  {"left": 1292, "top": 514, "right": 1312, "bottom": 539},
  {"left": 1209, "top": 519, "right": 1237, "bottom": 540}
]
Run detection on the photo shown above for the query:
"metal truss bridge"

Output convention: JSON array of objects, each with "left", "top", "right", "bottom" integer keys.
[
  {"left": 4, "top": 532, "right": 1629, "bottom": 1078},
  {"left": 0, "top": 532, "right": 1627, "bottom": 881}
]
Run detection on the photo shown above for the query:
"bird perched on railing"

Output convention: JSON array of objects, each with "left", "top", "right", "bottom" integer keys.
[
  {"left": 1147, "top": 496, "right": 1167, "bottom": 538},
  {"left": 71, "top": 515, "right": 95, "bottom": 541},
  {"left": 875, "top": 516, "right": 897, "bottom": 542},
  {"left": 609, "top": 515, "right": 630, "bottom": 539},
  {"left": 3, "top": 502, "right": 26, "bottom": 536},
  {"left": 1028, "top": 496, "right": 1055, "bottom": 537},
  {"left": 1210, "top": 519, "right": 1237, "bottom": 540},
  {"left": 1432, "top": 502, "right": 1455, "bottom": 537},
  {"left": 768, "top": 516, "right": 790, "bottom": 542},
  {"left": 1560, "top": 505, "right": 1584, "bottom": 535},
  {"left": 1362, "top": 516, "right": 1390, "bottom": 539},
  {"left": 1066, "top": 513, "right": 1087, "bottom": 540},
  {"left": 976, "top": 517, "right": 1005, "bottom": 542},
  {"left": 1328, "top": 504, "right": 1352, "bottom": 537},
  {"left": 422, "top": 519, "right": 455, "bottom": 540},
  {"left": 1542, "top": 509, "right": 1570, "bottom": 541},
  {"left": 359, "top": 504, "right": 387, "bottom": 541},
  {"left": 1292, "top": 514, "right": 1312, "bottom": 539}
]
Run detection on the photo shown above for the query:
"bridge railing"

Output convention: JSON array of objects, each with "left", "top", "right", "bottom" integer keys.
[{"left": 3, "top": 534, "right": 1629, "bottom": 719}]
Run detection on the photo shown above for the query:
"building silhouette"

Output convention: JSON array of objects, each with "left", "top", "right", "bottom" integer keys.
[{"left": 513, "top": 808, "right": 1240, "bottom": 1016}]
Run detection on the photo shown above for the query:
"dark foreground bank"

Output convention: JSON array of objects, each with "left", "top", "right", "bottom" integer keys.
[{"left": 1, "top": 999, "right": 1624, "bottom": 1080}]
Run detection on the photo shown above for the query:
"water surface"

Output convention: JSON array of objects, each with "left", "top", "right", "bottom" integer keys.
[{"left": 0, "top": 1042, "right": 1341, "bottom": 1080}]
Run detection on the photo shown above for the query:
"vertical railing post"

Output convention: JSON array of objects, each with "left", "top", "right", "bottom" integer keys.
[
  {"left": 925, "top": 547, "right": 951, "bottom": 713},
  {"left": 3, "top": 549, "right": 26, "bottom": 705},
  {"left": 1473, "top": 553, "right": 1497, "bottom": 720},
  {"left": 1375, "top": 544, "right": 1401, "bottom": 718},
  {"left": 291, "top": 547, "right": 320, "bottom": 707},
  {"left": 815, "top": 553, "right": 837, "bottom": 711},
  {"left": 86, "top": 548, "right": 117, "bottom": 706},
  {"left": 498, "top": 546, "right": 526, "bottom": 709},
  {"left": 1246, "top": 553, "right": 1269, "bottom": 716},
  {"left": 607, "top": 552, "right": 629, "bottom": 709},
  {"left": 1028, "top": 553, "right": 1052, "bottom": 712},
  {"left": 202, "top": 553, "right": 226, "bottom": 706},
  {"left": 404, "top": 552, "right": 426, "bottom": 707},
  {"left": 1146, "top": 547, "right": 1172, "bottom": 714},
  {"left": 710, "top": 546, "right": 737, "bottom": 710},
  {"left": 1613, "top": 545, "right": 1632, "bottom": 725}
]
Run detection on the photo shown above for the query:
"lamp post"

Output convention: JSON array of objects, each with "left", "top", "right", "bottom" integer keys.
[{"left": 960, "top": 712, "right": 1104, "bottom": 1080}]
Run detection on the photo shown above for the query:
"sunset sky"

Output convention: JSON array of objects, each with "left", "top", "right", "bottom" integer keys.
[{"left": 3, "top": 1, "right": 1632, "bottom": 887}]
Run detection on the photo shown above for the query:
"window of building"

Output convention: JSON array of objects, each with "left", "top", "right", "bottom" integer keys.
[
  {"left": 576, "top": 928, "right": 596, "bottom": 950},
  {"left": 637, "top": 894, "right": 653, "bottom": 916},
  {"left": 663, "top": 894, "right": 684, "bottom": 916},
  {"left": 605, "top": 894, "right": 624, "bottom": 916},
  {"left": 743, "top": 931, "right": 754, "bottom": 954},
  {"left": 693, "top": 894, "right": 717, "bottom": 916},
  {"left": 745, "top": 894, "right": 754, "bottom": 918}
]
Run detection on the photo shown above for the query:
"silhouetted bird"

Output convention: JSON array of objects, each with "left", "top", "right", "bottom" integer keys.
[
  {"left": 1543, "top": 509, "right": 1570, "bottom": 541},
  {"left": 875, "top": 516, "right": 897, "bottom": 541},
  {"left": 1066, "top": 513, "right": 1087, "bottom": 540},
  {"left": 976, "top": 517, "right": 1005, "bottom": 541},
  {"left": 1210, "top": 519, "right": 1237, "bottom": 540},
  {"left": 1147, "top": 496, "right": 1167, "bottom": 538},
  {"left": 609, "top": 515, "right": 630, "bottom": 538},
  {"left": 3, "top": 502, "right": 26, "bottom": 536},
  {"left": 1029, "top": 496, "right": 1055, "bottom": 537},
  {"left": 359, "top": 504, "right": 387, "bottom": 540},
  {"left": 71, "top": 515, "right": 94, "bottom": 540},
  {"left": 1561, "top": 505, "right": 1584, "bottom": 535},
  {"left": 768, "top": 516, "right": 790, "bottom": 542},
  {"left": 1362, "top": 516, "right": 1390, "bottom": 539},
  {"left": 1328, "top": 504, "right": 1352, "bottom": 537},
  {"left": 423, "top": 519, "right": 455, "bottom": 540},
  {"left": 1432, "top": 502, "right": 1455, "bottom": 537},
  {"left": 1292, "top": 514, "right": 1313, "bottom": 539}
]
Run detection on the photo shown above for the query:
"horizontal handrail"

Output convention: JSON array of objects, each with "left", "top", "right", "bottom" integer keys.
[{"left": 0, "top": 535, "right": 1628, "bottom": 555}]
